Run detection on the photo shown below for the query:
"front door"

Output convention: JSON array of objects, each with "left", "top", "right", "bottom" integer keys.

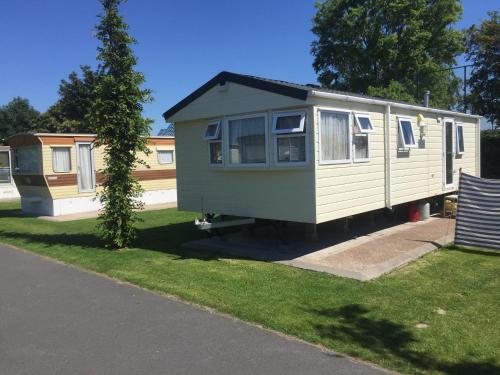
[
  {"left": 76, "top": 142, "right": 95, "bottom": 192},
  {"left": 444, "top": 119, "right": 454, "bottom": 187}
]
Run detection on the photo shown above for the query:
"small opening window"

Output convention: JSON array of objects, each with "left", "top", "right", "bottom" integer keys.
[
  {"left": 52, "top": 147, "right": 71, "bottom": 173},
  {"left": 157, "top": 150, "right": 174, "bottom": 164},
  {"left": 0, "top": 151, "right": 11, "bottom": 183},
  {"left": 398, "top": 118, "right": 416, "bottom": 148},
  {"left": 354, "top": 113, "right": 374, "bottom": 133},
  {"left": 456, "top": 124, "right": 465, "bottom": 154},
  {"left": 204, "top": 121, "right": 221, "bottom": 140},
  {"left": 272, "top": 111, "right": 305, "bottom": 134}
]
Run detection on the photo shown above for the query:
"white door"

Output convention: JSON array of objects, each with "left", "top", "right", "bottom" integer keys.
[
  {"left": 443, "top": 119, "right": 454, "bottom": 188},
  {"left": 76, "top": 142, "right": 95, "bottom": 192}
]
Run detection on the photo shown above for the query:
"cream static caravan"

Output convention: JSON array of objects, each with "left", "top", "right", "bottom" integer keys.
[
  {"left": 163, "top": 72, "right": 481, "bottom": 224},
  {"left": 7, "top": 133, "right": 177, "bottom": 216}
]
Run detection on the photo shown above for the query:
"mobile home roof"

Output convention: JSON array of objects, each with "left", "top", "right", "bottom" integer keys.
[{"left": 163, "top": 71, "right": 481, "bottom": 121}]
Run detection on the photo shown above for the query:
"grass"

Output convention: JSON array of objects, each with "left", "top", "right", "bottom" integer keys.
[{"left": 0, "top": 200, "right": 499, "bottom": 375}]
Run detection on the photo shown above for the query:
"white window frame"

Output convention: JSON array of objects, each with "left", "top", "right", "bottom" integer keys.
[
  {"left": 157, "top": 149, "right": 174, "bottom": 164},
  {"left": 397, "top": 117, "right": 417, "bottom": 148},
  {"left": 353, "top": 113, "right": 374, "bottom": 133},
  {"left": 203, "top": 120, "right": 221, "bottom": 140},
  {"left": 0, "top": 150, "right": 13, "bottom": 185},
  {"left": 51, "top": 146, "right": 72, "bottom": 173},
  {"left": 272, "top": 111, "right": 306, "bottom": 134},
  {"left": 272, "top": 110, "right": 309, "bottom": 166},
  {"left": 225, "top": 112, "right": 269, "bottom": 168},
  {"left": 318, "top": 109, "right": 352, "bottom": 165},
  {"left": 456, "top": 123, "right": 465, "bottom": 155},
  {"left": 352, "top": 133, "right": 370, "bottom": 163},
  {"left": 442, "top": 118, "right": 456, "bottom": 189}
]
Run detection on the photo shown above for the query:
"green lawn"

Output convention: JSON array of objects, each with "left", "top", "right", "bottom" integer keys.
[{"left": 0, "top": 200, "right": 498, "bottom": 375}]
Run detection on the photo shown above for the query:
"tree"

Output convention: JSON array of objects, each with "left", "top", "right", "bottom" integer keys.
[
  {"left": 88, "top": 0, "right": 153, "bottom": 249},
  {"left": 38, "top": 65, "right": 101, "bottom": 133},
  {"left": 0, "top": 97, "right": 40, "bottom": 140},
  {"left": 466, "top": 11, "right": 500, "bottom": 128},
  {"left": 311, "top": 0, "right": 464, "bottom": 108}
]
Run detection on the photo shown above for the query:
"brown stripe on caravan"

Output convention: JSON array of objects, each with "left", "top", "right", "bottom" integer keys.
[
  {"left": 132, "top": 169, "right": 176, "bottom": 180},
  {"left": 6, "top": 134, "right": 41, "bottom": 148},
  {"left": 46, "top": 174, "right": 78, "bottom": 187},
  {"left": 45, "top": 169, "right": 176, "bottom": 187},
  {"left": 12, "top": 174, "right": 47, "bottom": 187},
  {"left": 39, "top": 136, "right": 96, "bottom": 145},
  {"left": 148, "top": 138, "right": 175, "bottom": 146}
]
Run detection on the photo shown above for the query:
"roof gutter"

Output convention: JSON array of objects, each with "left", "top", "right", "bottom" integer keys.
[{"left": 309, "top": 90, "right": 481, "bottom": 119}]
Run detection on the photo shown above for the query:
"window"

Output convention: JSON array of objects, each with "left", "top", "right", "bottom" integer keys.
[
  {"left": 456, "top": 124, "right": 465, "bottom": 154},
  {"left": 13, "top": 147, "right": 41, "bottom": 174},
  {"left": 354, "top": 113, "right": 374, "bottom": 133},
  {"left": 272, "top": 111, "right": 307, "bottom": 164},
  {"left": 319, "top": 111, "right": 350, "bottom": 163},
  {"left": 52, "top": 147, "right": 71, "bottom": 173},
  {"left": 398, "top": 118, "right": 416, "bottom": 148},
  {"left": 157, "top": 150, "right": 174, "bottom": 164},
  {"left": 228, "top": 114, "right": 267, "bottom": 165},
  {"left": 204, "top": 121, "right": 221, "bottom": 140},
  {"left": 0, "top": 151, "right": 11, "bottom": 184},
  {"left": 353, "top": 134, "right": 369, "bottom": 161},
  {"left": 204, "top": 120, "right": 223, "bottom": 165},
  {"left": 272, "top": 111, "right": 305, "bottom": 134}
]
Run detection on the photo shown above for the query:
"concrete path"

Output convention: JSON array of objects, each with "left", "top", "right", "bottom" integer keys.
[
  {"left": 187, "top": 218, "right": 455, "bottom": 281},
  {"left": 0, "top": 244, "right": 388, "bottom": 375}
]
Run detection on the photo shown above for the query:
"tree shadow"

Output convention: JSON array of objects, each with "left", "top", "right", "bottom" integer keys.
[
  {"left": 311, "top": 304, "right": 499, "bottom": 374},
  {"left": 0, "top": 220, "right": 245, "bottom": 262}
]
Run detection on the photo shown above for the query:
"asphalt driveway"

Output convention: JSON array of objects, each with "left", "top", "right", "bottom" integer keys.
[{"left": 0, "top": 244, "right": 388, "bottom": 375}]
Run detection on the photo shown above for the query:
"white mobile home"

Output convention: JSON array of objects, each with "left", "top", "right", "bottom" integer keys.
[
  {"left": 0, "top": 146, "right": 20, "bottom": 200},
  {"left": 163, "top": 72, "right": 480, "bottom": 224}
]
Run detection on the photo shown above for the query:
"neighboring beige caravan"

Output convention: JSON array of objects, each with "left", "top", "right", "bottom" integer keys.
[
  {"left": 7, "top": 133, "right": 176, "bottom": 216},
  {"left": 0, "top": 146, "right": 20, "bottom": 200},
  {"left": 163, "top": 72, "right": 481, "bottom": 224}
]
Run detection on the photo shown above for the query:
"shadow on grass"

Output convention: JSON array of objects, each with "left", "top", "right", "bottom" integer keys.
[
  {"left": 0, "top": 220, "right": 243, "bottom": 261},
  {"left": 446, "top": 245, "right": 500, "bottom": 257},
  {"left": 311, "top": 304, "right": 499, "bottom": 375}
]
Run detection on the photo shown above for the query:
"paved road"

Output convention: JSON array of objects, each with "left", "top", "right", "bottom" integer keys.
[{"left": 0, "top": 244, "right": 387, "bottom": 375}]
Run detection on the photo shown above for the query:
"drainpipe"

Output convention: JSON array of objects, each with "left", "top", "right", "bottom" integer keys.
[
  {"left": 423, "top": 91, "right": 430, "bottom": 107},
  {"left": 385, "top": 104, "right": 392, "bottom": 209}
]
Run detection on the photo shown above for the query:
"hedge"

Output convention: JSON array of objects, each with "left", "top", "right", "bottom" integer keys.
[{"left": 481, "top": 130, "right": 500, "bottom": 179}]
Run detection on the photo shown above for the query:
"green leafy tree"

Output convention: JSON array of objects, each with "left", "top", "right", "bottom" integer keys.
[
  {"left": 88, "top": 0, "right": 153, "bottom": 249},
  {"left": 311, "top": 0, "right": 464, "bottom": 108},
  {"left": 0, "top": 97, "right": 40, "bottom": 140},
  {"left": 38, "top": 65, "right": 101, "bottom": 133},
  {"left": 466, "top": 11, "right": 500, "bottom": 128}
]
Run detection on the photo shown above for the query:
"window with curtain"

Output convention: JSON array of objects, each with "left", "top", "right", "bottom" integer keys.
[
  {"left": 52, "top": 147, "right": 71, "bottom": 173},
  {"left": 228, "top": 115, "right": 266, "bottom": 165},
  {"left": 0, "top": 151, "right": 11, "bottom": 183},
  {"left": 157, "top": 150, "right": 174, "bottom": 164},
  {"left": 272, "top": 112, "right": 307, "bottom": 164},
  {"left": 13, "top": 147, "right": 41, "bottom": 174},
  {"left": 456, "top": 124, "right": 465, "bottom": 154},
  {"left": 319, "top": 111, "right": 350, "bottom": 163},
  {"left": 353, "top": 134, "right": 369, "bottom": 161}
]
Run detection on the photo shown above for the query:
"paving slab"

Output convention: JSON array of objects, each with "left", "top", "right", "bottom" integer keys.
[
  {"left": 0, "top": 244, "right": 389, "bottom": 375},
  {"left": 186, "top": 217, "right": 456, "bottom": 281}
]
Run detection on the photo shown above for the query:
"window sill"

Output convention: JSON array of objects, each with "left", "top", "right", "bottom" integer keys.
[{"left": 318, "top": 159, "right": 352, "bottom": 165}]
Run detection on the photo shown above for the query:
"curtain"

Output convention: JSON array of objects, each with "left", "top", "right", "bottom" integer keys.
[
  {"left": 228, "top": 116, "right": 266, "bottom": 164},
  {"left": 78, "top": 144, "right": 93, "bottom": 191},
  {"left": 278, "top": 136, "right": 305, "bottom": 162},
  {"left": 320, "top": 112, "right": 349, "bottom": 161},
  {"left": 158, "top": 150, "right": 173, "bottom": 164},
  {"left": 353, "top": 135, "right": 368, "bottom": 160},
  {"left": 52, "top": 148, "right": 71, "bottom": 172}
]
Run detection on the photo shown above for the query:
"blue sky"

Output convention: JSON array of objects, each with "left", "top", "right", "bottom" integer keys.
[{"left": 0, "top": 0, "right": 496, "bottom": 134}]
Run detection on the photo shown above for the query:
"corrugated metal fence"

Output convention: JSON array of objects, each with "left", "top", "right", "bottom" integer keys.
[{"left": 455, "top": 173, "right": 500, "bottom": 250}]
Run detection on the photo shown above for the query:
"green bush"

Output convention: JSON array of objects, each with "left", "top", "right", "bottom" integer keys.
[{"left": 481, "top": 130, "right": 500, "bottom": 179}]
